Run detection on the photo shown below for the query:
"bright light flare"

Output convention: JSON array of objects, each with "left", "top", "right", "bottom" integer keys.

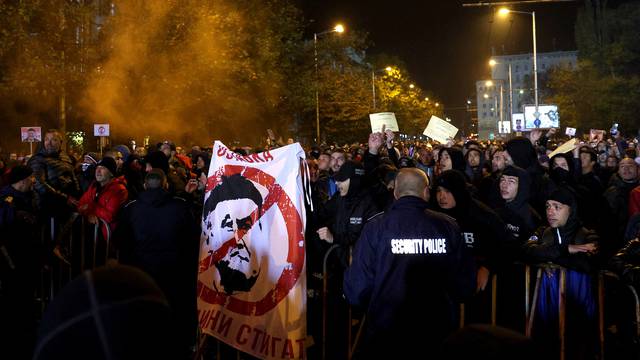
[
  {"left": 498, "top": 8, "right": 510, "bottom": 17},
  {"left": 485, "top": 80, "right": 493, "bottom": 87},
  {"left": 489, "top": 59, "right": 497, "bottom": 67},
  {"left": 385, "top": 66, "right": 393, "bottom": 72},
  {"left": 334, "top": 24, "right": 345, "bottom": 33},
  {"left": 409, "top": 84, "right": 415, "bottom": 89}
]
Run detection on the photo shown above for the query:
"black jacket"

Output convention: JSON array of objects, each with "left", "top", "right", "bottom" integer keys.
[
  {"left": 524, "top": 202, "right": 599, "bottom": 274},
  {"left": 344, "top": 196, "right": 475, "bottom": 358}
]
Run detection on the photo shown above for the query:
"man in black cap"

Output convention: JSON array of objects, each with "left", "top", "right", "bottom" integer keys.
[
  {"left": 314, "top": 160, "right": 379, "bottom": 359},
  {"left": 0, "top": 165, "right": 40, "bottom": 358}
]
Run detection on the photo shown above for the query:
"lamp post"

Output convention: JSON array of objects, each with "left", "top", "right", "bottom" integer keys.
[
  {"left": 498, "top": 8, "right": 538, "bottom": 116},
  {"left": 371, "top": 66, "right": 393, "bottom": 110},
  {"left": 489, "top": 59, "right": 513, "bottom": 126},
  {"left": 314, "top": 24, "right": 344, "bottom": 142}
]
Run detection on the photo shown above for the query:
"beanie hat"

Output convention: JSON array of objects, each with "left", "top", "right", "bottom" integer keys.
[
  {"left": 334, "top": 161, "right": 365, "bottom": 182},
  {"left": 84, "top": 152, "right": 99, "bottom": 165},
  {"left": 145, "top": 151, "right": 169, "bottom": 175},
  {"left": 9, "top": 165, "right": 33, "bottom": 185},
  {"left": 547, "top": 188, "right": 576, "bottom": 208},
  {"left": 113, "top": 145, "right": 131, "bottom": 161},
  {"left": 96, "top": 157, "right": 117, "bottom": 176}
]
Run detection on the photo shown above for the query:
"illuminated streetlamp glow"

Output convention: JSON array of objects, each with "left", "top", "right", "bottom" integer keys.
[
  {"left": 485, "top": 80, "right": 493, "bottom": 87},
  {"left": 435, "top": 102, "right": 440, "bottom": 107},
  {"left": 334, "top": 24, "right": 345, "bottom": 33},
  {"left": 425, "top": 97, "right": 429, "bottom": 101},
  {"left": 385, "top": 66, "right": 393, "bottom": 72},
  {"left": 409, "top": 84, "right": 415, "bottom": 89},
  {"left": 498, "top": 8, "right": 510, "bottom": 17},
  {"left": 483, "top": 93, "right": 489, "bottom": 99},
  {"left": 489, "top": 59, "right": 497, "bottom": 67}
]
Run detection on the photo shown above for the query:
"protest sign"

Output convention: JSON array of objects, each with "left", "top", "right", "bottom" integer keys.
[
  {"left": 94, "top": 124, "right": 110, "bottom": 136},
  {"left": 369, "top": 112, "right": 399, "bottom": 133},
  {"left": 589, "top": 129, "right": 604, "bottom": 143},
  {"left": 565, "top": 127, "right": 576, "bottom": 137},
  {"left": 548, "top": 138, "right": 578, "bottom": 158},
  {"left": 20, "top": 127, "right": 41, "bottom": 142},
  {"left": 423, "top": 115, "right": 458, "bottom": 143}
]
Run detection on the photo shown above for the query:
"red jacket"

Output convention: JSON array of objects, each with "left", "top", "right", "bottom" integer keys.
[
  {"left": 78, "top": 176, "right": 128, "bottom": 229},
  {"left": 629, "top": 185, "right": 640, "bottom": 218}
]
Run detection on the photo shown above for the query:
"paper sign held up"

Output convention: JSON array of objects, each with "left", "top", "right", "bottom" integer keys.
[
  {"left": 94, "top": 124, "right": 110, "bottom": 137},
  {"left": 565, "top": 127, "right": 576, "bottom": 136},
  {"left": 423, "top": 115, "right": 458, "bottom": 143},
  {"left": 369, "top": 112, "right": 399, "bottom": 133},
  {"left": 548, "top": 138, "right": 578, "bottom": 158},
  {"left": 589, "top": 129, "right": 604, "bottom": 143}
]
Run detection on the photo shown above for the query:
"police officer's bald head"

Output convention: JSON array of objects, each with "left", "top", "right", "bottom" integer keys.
[{"left": 394, "top": 168, "right": 429, "bottom": 201}]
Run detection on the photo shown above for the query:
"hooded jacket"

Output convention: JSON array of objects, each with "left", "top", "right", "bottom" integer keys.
[
  {"left": 432, "top": 170, "right": 507, "bottom": 271},
  {"left": 439, "top": 147, "right": 466, "bottom": 174},
  {"left": 496, "top": 166, "right": 542, "bottom": 261},
  {"left": 464, "top": 148, "right": 485, "bottom": 187},
  {"left": 505, "top": 137, "right": 554, "bottom": 216},
  {"left": 524, "top": 189, "right": 599, "bottom": 273}
]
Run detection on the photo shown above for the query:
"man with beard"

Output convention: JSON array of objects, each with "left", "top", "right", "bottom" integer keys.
[{"left": 200, "top": 173, "right": 263, "bottom": 294}]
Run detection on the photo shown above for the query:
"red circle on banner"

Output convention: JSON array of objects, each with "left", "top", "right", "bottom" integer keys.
[{"left": 197, "top": 164, "right": 305, "bottom": 316}]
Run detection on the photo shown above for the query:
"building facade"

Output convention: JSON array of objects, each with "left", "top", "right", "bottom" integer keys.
[{"left": 476, "top": 50, "right": 577, "bottom": 140}]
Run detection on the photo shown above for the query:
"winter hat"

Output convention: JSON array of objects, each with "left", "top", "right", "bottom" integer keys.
[
  {"left": 83, "top": 152, "right": 99, "bottom": 165},
  {"left": 113, "top": 145, "right": 131, "bottom": 162},
  {"left": 145, "top": 151, "right": 169, "bottom": 175},
  {"left": 505, "top": 137, "right": 538, "bottom": 169},
  {"left": 547, "top": 188, "right": 576, "bottom": 208},
  {"left": 34, "top": 265, "right": 177, "bottom": 360},
  {"left": 8, "top": 165, "right": 33, "bottom": 185},
  {"left": 96, "top": 157, "right": 117, "bottom": 176},
  {"left": 334, "top": 160, "right": 365, "bottom": 182}
]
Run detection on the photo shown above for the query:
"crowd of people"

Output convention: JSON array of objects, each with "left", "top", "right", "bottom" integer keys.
[{"left": 2, "top": 126, "right": 640, "bottom": 358}]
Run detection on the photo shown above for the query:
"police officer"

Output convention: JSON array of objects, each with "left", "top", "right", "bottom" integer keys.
[{"left": 344, "top": 168, "right": 476, "bottom": 359}]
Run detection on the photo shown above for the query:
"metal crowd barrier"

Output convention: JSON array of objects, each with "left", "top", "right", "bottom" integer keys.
[{"left": 37, "top": 213, "right": 113, "bottom": 311}]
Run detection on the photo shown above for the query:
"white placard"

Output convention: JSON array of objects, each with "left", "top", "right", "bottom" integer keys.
[
  {"left": 565, "top": 127, "right": 576, "bottom": 136},
  {"left": 589, "top": 129, "right": 604, "bottom": 143},
  {"left": 423, "top": 115, "right": 458, "bottom": 143},
  {"left": 499, "top": 121, "right": 511, "bottom": 134},
  {"left": 21, "top": 127, "right": 42, "bottom": 142},
  {"left": 369, "top": 112, "right": 400, "bottom": 133},
  {"left": 512, "top": 113, "right": 527, "bottom": 132},
  {"left": 94, "top": 124, "right": 110, "bottom": 137},
  {"left": 548, "top": 138, "right": 578, "bottom": 158}
]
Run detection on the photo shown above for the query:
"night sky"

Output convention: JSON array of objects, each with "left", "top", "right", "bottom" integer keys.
[{"left": 300, "top": 0, "right": 582, "bottom": 122}]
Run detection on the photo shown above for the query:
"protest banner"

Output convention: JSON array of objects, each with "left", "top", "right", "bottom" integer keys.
[
  {"left": 565, "top": 127, "right": 576, "bottom": 137},
  {"left": 197, "top": 141, "right": 307, "bottom": 359},
  {"left": 423, "top": 115, "right": 458, "bottom": 143},
  {"left": 369, "top": 112, "right": 399, "bottom": 133}
]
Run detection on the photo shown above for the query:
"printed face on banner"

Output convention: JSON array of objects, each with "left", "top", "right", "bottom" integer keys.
[
  {"left": 21, "top": 127, "right": 42, "bottom": 142},
  {"left": 202, "top": 174, "right": 264, "bottom": 295}
]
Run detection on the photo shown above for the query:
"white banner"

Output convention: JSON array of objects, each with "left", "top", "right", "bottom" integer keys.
[
  {"left": 94, "top": 124, "right": 110, "bottom": 136},
  {"left": 197, "top": 141, "right": 307, "bottom": 359}
]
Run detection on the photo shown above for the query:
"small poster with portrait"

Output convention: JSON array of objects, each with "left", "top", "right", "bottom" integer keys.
[
  {"left": 21, "top": 127, "right": 42, "bottom": 142},
  {"left": 94, "top": 124, "right": 110, "bottom": 137}
]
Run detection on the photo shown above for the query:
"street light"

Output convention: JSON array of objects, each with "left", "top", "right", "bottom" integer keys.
[
  {"left": 371, "top": 65, "right": 393, "bottom": 110},
  {"left": 498, "top": 7, "right": 538, "bottom": 116},
  {"left": 409, "top": 84, "right": 415, "bottom": 89},
  {"left": 485, "top": 80, "right": 494, "bottom": 87},
  {"left": 314, "top": 23, "right": 345, "bottom": 142},
  {"left": 489, "top": 58, "right": 513, "bottom": 128}
]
